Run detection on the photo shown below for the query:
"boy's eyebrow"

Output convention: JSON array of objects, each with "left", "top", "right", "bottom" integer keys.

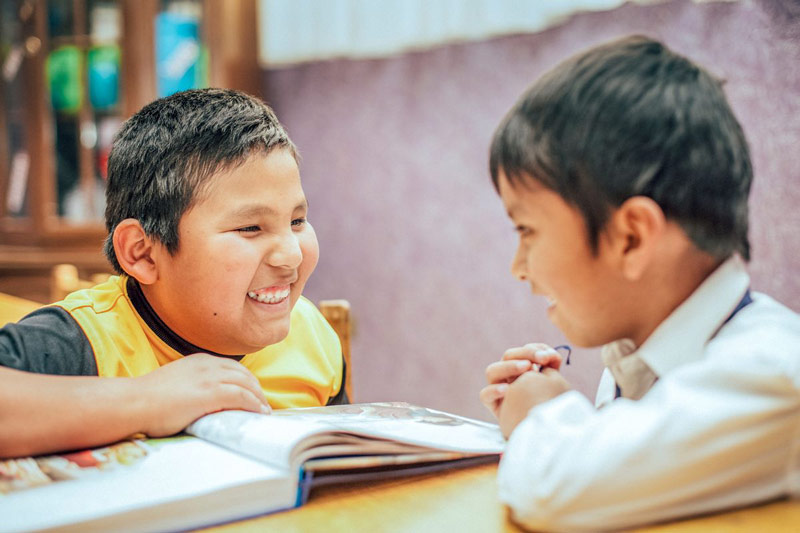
[{"left": 228, "top": 200, "right": 308, "bottom": 219}]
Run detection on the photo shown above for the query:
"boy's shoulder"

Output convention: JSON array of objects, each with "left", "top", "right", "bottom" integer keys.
[
  {"left": 54, "top": 275, "right": 127, "bottom": 315},
  {"left": 290, "top": 296, "right": 340, "bottom": 344},
  {"left": 257, "top": 295, "right": 342, "bottom": 365},
  {"left": 710, "top": 291, "right": 800, "bottom": 379},
  {"left": 728, "top": 292, "right": 800, "bottom": 339},
  {"left": 293, "top": 294, "right": 319, "bottom": 315}
]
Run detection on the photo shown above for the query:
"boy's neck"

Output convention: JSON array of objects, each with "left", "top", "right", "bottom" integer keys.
[
  {"left": 127, "top": 277, "right": 244, "bottom": 359},
  {"left": 626, "top": 244, "right": 723, "bottom": 348}
]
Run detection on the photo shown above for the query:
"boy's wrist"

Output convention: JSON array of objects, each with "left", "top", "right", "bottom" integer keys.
[{"left": 113, "top": 377, "right": 155, "bottom": 437}]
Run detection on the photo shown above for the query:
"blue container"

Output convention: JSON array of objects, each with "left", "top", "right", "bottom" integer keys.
[
  {"left": 155, "top": 12, "right": 202, "bottom": 97},
  {"left": 88, "top": 45, "right": 120, "bottom": 110}
]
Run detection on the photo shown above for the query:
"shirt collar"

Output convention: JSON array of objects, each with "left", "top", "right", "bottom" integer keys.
[{"left": 635, "top": 254, "right": 750, "bottom": 377}]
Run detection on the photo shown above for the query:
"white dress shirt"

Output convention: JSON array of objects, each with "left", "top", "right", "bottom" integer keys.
[{"left": 497, "top": 256, "right": 800, "bottom": 532}]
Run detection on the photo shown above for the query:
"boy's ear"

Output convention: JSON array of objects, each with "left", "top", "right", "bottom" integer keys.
[
  {"left": 607, "top": 196, "right": 666, "bottom": 281},
  {"left": 112, "top": 219, "right": 159, "bottom": 285}
]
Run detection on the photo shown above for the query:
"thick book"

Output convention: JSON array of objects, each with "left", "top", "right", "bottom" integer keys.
[{"left": 1, "top": 402, "right": 504, "bottom": 533}]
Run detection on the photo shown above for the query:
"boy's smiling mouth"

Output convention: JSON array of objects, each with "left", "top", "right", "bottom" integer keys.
[
  {"left": 247, "top": 286, "right": 291, "bottom": 304},
  {"left": 530, "top": 283, "right": 557, "bottom": 309}
]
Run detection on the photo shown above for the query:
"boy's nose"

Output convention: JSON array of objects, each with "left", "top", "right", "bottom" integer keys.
[
  {"left": 511, "top": 248, "right": 528, "bottom": 281},
  {"left": 267, "top": 232, "right": 303, "bottom": 268}
]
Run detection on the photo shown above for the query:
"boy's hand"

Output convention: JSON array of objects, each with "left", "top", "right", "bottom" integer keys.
[
  {"left": 135, "top": 353, "right": 271, "bottom": 437},
  {"left": 480, "top": 343, "right": 564, "bottom": 419},
  {"left": 497, "top": 368, "right": 571, "bottom": 438}
]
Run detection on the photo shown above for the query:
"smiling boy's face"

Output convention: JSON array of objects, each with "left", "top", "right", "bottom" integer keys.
[
  {"left": 142, "top": 148, "right": 318, "bottom": 355},
  {"left": 497, "top": 171, "right": 633, "bottom": 348}
]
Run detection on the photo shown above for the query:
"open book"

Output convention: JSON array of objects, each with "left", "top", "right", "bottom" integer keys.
[{"left": 2, "top": 402, "right": 504, "bottom": 533}]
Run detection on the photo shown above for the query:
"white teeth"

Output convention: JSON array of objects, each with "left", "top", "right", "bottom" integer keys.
[
  {"left": 545, "top": 297, "right": 556, "bottom": 308},
  {"left": 248, "top": 289, "right": 290, "bottom": 304}
]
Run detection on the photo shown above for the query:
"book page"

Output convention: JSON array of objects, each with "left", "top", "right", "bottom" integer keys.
[
  {"left": 284, "top": 403, "right": 505, "bottom": 454},
  {"left": 187, "top": 402, "right": 505, "bottom": 469},
  {"left": 187, "top": 409, "right": 332, "bottom": 467},
  {"left": 303, "top": 451, "right": 472, "bottom": 471}
]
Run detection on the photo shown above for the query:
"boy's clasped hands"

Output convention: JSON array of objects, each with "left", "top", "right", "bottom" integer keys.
[{"left": 481, "top": 343, "right": 570, "bottom": 437}]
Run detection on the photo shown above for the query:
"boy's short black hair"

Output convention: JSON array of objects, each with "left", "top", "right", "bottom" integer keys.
[
  {"left": 490, "top": 35, "right": 752, "bottom": 260},
  {"left": 103, "top": 88, "right": 297, "bottom": 273}
]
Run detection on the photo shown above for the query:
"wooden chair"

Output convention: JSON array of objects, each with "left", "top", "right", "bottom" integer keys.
[
  {"left": 50, "top": 263, "right": 354, "bottom": 400},
  {"left": 0, "top": 292, "right": 41, "bottom": 326},
  {"left": 50, "top": 264, "right": 112, "bottom": 302},
  {"left": 319, "top": 299, "right": 353, "bottom": 402}
]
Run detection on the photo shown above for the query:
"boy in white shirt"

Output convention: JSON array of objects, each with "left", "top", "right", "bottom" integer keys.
[{"left": 480, "top": 35, "right": 800, "bottom": 532}]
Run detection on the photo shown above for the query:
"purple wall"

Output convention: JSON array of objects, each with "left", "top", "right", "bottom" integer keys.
[{"left": 262, "top": 0, "right": 800, "bottom": 420}]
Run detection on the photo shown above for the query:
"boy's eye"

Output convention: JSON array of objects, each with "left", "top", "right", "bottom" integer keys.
[
  {"left": 236, "top": 225, "right": 261, "bottom": 233},
  {"left": 515, "top": 225, "right": 534, "bottom": 237},
  {"left": 291, "top": 217, "right": 307, "bottom": 228}
]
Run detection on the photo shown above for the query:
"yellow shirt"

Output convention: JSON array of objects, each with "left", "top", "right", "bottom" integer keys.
[{"left": 55, "top": 275, "right": 343, "bottom": 408}]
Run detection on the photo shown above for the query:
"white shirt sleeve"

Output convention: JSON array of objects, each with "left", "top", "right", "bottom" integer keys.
[{"left": 497, "top": 346, "right": 800, "bottom": 532}]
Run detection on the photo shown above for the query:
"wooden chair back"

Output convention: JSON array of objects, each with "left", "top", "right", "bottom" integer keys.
[{"left": 319, "top": 299, "right": 353, "bottom": 402}]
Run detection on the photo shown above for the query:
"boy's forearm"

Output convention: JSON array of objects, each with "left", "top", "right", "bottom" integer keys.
[
  {"left": 0, "top": 354, "right": 271, "bottom": 458},
  {"left": 0, "top": 367, "right": 149, "bottom": 458}
]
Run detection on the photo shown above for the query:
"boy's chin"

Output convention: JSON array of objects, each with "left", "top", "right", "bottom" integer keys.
[
  {"left": 212, "top": 325, "right": 291, "bottom": 355},
  {"left": 251, "top": 324, "right": 291, "bottom": 350},
  {"left": 562, "top": 331, "right": 617, "bottom": 349},
  {"left": 552, "top": 323, "right": 601, "bottom": 348}
]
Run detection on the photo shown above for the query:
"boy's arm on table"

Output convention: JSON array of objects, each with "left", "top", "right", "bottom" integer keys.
[
  {"left": 0, "top": 354, "right": 270, "bottom": 459},
  {"left": 494, "top": 355, "right": 799, "bottom": 532}
]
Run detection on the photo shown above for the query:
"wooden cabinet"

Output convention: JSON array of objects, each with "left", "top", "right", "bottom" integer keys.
[{"left": 0, "top": 0, "right": 259, "bottom": 302}]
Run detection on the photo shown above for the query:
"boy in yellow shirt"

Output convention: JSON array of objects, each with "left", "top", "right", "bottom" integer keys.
[
  {"left": 0, "top": 89, "right": 346, "bottom": 458},
  {"left": 480, "top": 36, "right": 799, "bottom": 530}
]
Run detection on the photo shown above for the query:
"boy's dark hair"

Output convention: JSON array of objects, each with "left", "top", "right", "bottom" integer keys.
[
  {"left": 103, "top": 88, "right": 297, "bottom": 273},
  {"left": 490, "top": 35, "right": 752, "bottom": 260}
]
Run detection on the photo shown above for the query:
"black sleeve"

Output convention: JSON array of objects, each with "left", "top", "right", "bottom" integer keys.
[
  {"left": 326, "top": 356, "right": 350, "bottom": 405},
  {"left": 0, "top": 306, "right": 98, "bottom": 376}
]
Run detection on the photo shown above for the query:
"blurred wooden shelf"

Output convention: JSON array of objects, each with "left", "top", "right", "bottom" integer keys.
[{"left": 0, "top": 244, "right": 109, "bottom": 303}]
